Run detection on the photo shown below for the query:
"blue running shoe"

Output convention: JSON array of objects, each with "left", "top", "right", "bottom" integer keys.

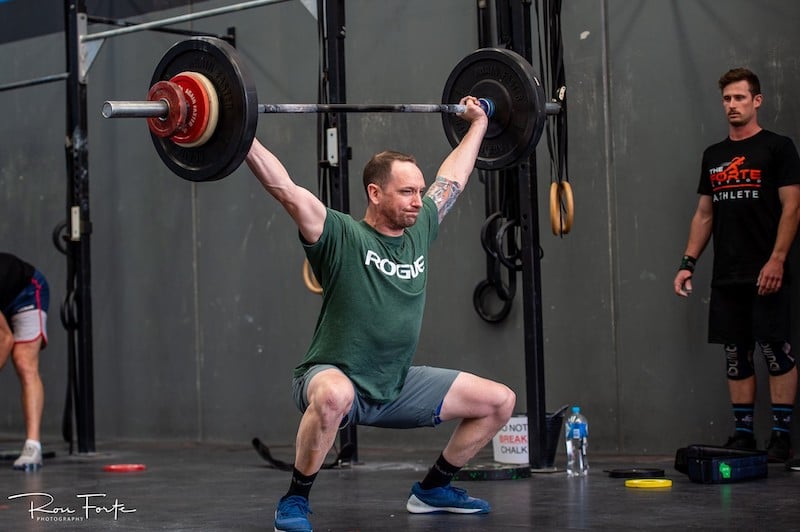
[
  {"left": 406, "top": 482, "right": 490, "bottom": 514},
  {"left": 274, "top": 495, "right": 313, "bottom": 532}
]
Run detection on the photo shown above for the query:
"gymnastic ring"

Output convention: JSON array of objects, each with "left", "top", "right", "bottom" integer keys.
[
  {"left": 51, "top": 220, "right": 68, "bottom": 255},
  {"left": 473, "top": 279, "right": 514, "bottom": 323},
  {"left": 494, "top": 218, "right": 523, "bottom": 271},
  {"left": 549, "top": 181, "right": 574, "bottom": 236},
  {"left": 480, "top": 211, "right": 504, "bottom": 259},
  {"left": 561, "top": 181, "right": 574, "bottom": 233},
  {"left": 60, "top": 290, "right": 78, "bottom": 330},
  {"left": 491, "top": 257, "right": 517, "bottom": 302},
  {"left": 302, "top": 259, "right": 323, "bottom": 295}
]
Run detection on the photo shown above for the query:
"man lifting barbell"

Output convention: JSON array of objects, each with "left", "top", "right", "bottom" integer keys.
[
  {"left": 97, "top": 37, "right": 560, "bottom": 529},
  {"left": 245, "top": 96, "right": 515, "bottom": 531}
]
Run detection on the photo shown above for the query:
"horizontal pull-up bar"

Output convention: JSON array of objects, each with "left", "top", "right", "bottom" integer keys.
[
  {"left": 0, "top": 72, "right": 69, "bottom": 93},
  {"left": 82, "top": 0, "right": 292, "bottom": 42}
]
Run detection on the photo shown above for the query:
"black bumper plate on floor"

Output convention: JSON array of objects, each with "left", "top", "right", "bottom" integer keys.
[
  {"left": 454, "top": 463, "right": 531, "bottom": 481},
  {"left": 606, "top": 468, "right": 665, "bottom": 478}
]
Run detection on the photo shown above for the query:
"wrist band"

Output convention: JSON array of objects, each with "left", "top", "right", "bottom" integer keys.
[{"left": 679, "top": 255, "right": 696, "bottom": 273}]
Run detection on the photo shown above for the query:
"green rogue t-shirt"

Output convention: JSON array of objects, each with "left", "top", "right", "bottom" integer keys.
[{"left": 296, "top": 196, "right": 439, "bottom": 402}]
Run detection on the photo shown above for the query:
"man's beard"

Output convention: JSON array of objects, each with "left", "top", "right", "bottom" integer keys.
[{"left": 728, "top": 113, "right": 745, "bottom": 126}]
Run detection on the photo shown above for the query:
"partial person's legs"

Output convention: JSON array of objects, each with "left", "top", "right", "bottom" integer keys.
[
  {"left": 753, "top": 290, "right": 797, "bottom": 460},
  {"left": 0, "top": 312, "right": 13, "bottom": 369},
  {"left": 11, "top": 339, "right": 44, "bottom": 470},
  {"left": 723, "top": 344, "right": 758, "bottom": 450},
  {"left": 408, "top": 373, "right": 515, "bottom": 514},
  {"left": 7, "top": 272, "right": 49, "bottom": 471},
  {"left": 711, "top": 288, "right": 760, "bottom": 449},
  {"left": 294, "top": 370, "right": 353, "bottom": 471},
  {"left": 12, "top": 340, "right": 44, "bottom": 442},
  {"left": 728, "top": 376, "right": 756, "bottom": 403},
  {"left": 437, "top": 373, "right": 516, "bottom": 466},
  {"left": 768, "top": 367, "right": 798, "bottom": 404},
  {"left": 762, "top": 342, "right": 797, "bottom": 461},
  {"left": 275, "top": 367, "right": 354, "bottom": 532}
]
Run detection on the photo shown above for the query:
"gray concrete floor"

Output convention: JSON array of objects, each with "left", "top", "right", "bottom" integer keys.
[{"left": 0, "top": 438, "right": 798, "bottom": 531}]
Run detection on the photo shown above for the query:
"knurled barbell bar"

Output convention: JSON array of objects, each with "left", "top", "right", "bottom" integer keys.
[
  {"left": 101, "top": 37, "right": 560, "bottom": 182},
  {"left": 103, "top": 100, "right": 495, "bottom": 120}
]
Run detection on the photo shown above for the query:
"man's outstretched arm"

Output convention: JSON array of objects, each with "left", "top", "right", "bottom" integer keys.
[
  {"left": 246, "top": 138, "right": 328, "bottom": 244},
  {"left": 426, "top": 96, "right": 489, "bottom": 222}
]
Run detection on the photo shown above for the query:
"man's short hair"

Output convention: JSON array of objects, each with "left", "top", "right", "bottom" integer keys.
[
  {"left": 718, "top": 67, "right": 761, "bottom": 96},
  {"left": 362, "top": 151, "right": 417, "bottom": 195}
]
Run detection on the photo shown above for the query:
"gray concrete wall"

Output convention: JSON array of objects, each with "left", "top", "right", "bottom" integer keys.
[{"left": 2, "top": 0, "right": 799, "bottom": 456}]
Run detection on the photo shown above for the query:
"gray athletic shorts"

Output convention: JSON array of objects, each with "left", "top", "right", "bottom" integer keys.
[{"left": 292, "top": 364, "right": 460, "bottom": 429}]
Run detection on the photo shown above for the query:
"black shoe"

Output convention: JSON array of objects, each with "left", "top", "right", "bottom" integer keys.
[
  {"left": 785, "top": 458, "right": 800, "bottom": 471},
  {"left": 723, "top": 431, "right": 757, "bottom": 451},
  {"left": 766, "top": 431, "right": 793, "bottom": 463}
]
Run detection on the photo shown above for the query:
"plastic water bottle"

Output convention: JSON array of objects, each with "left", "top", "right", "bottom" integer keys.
[{"left": 565, "top": 406, "right": 589, "bottom": 476}]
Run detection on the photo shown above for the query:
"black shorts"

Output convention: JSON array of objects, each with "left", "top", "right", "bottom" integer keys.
[{"left": 708, "top": 283, "right": 791, "bottom": 345}]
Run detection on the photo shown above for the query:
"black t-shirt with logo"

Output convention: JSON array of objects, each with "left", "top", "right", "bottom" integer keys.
[
  {"left": 0, "top": 252, "right": 34, "bottom": 309},
  {"left": 698, "top": 129, "right": 800, "bottom": 285}
]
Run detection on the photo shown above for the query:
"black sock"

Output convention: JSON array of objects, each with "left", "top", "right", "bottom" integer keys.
[
  {"left": 284, "top": 467, "right": 318, "bottom": 500},
  {"left": 772, "top": 403, "right": 793, "bottom": 434},
  {"left": 732, "top": 403, "right": 755, "bottom": 434},
  {"left": 420, "top": 453, "right": 460, "bottom": 490}
]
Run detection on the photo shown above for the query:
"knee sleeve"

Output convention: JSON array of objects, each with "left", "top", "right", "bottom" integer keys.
[
  {"left": 758, "top": 342, "right": 796, "bottom": 376},
  {"left": 725, "top": 344, "right": 755, "bottom": 380}
]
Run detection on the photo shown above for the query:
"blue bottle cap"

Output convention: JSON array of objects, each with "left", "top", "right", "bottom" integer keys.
[{"left": 572, "top": 406, "right": 580, "bottom": 414}]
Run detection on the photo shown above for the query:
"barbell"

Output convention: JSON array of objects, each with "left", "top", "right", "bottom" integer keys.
[{"left": 101, "top": 37, "right": 560, "bottom": 182}]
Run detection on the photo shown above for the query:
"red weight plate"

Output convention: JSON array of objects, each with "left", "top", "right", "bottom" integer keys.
[
  {"left": 170, "top": 72, "right": 211, "bottom": 146},
  {"left": 146, "top": 81, "right": 187, "bottom": 138},
  {"left": 102, "top": 463, "right": 147, "bottom": 472},
  {"left": 150, "top": 37, "right": 258, "bottom": 182},
  {"left": 174, "top": 71, "right": 219, "bottom": 148}
]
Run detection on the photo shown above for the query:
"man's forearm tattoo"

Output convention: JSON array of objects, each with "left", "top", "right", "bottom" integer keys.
[{"left": 425, "top": 176, "right": 462, "bottom": 223}]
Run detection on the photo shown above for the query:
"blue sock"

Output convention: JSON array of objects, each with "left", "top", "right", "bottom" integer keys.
[
  {"left": 772, "top": 403, "right": 793, "bottom": 434},
  {"left": 732, "top": 403, "right": 754, "bottom": 434}
]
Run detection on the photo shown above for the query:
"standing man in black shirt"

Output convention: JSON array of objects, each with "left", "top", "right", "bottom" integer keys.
[{"left": 673, "top": 68, "right": 800, "bottom": 464}]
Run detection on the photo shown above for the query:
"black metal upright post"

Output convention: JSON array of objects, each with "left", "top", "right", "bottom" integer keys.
[
  {"left": 321, "top": 0, "right": 350, "bottom": 214},
  {"left": 495, "top": 0, "right": 548, "bottom": 469},
  {"left": 64, "top": 0, "right": 96, "bottom": 453},
  {"left": 320, "top": 0, "right": 357, "bottom": 461},
  {"left": 517, "top": 161, "right": 548, "bottom": 470}
]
